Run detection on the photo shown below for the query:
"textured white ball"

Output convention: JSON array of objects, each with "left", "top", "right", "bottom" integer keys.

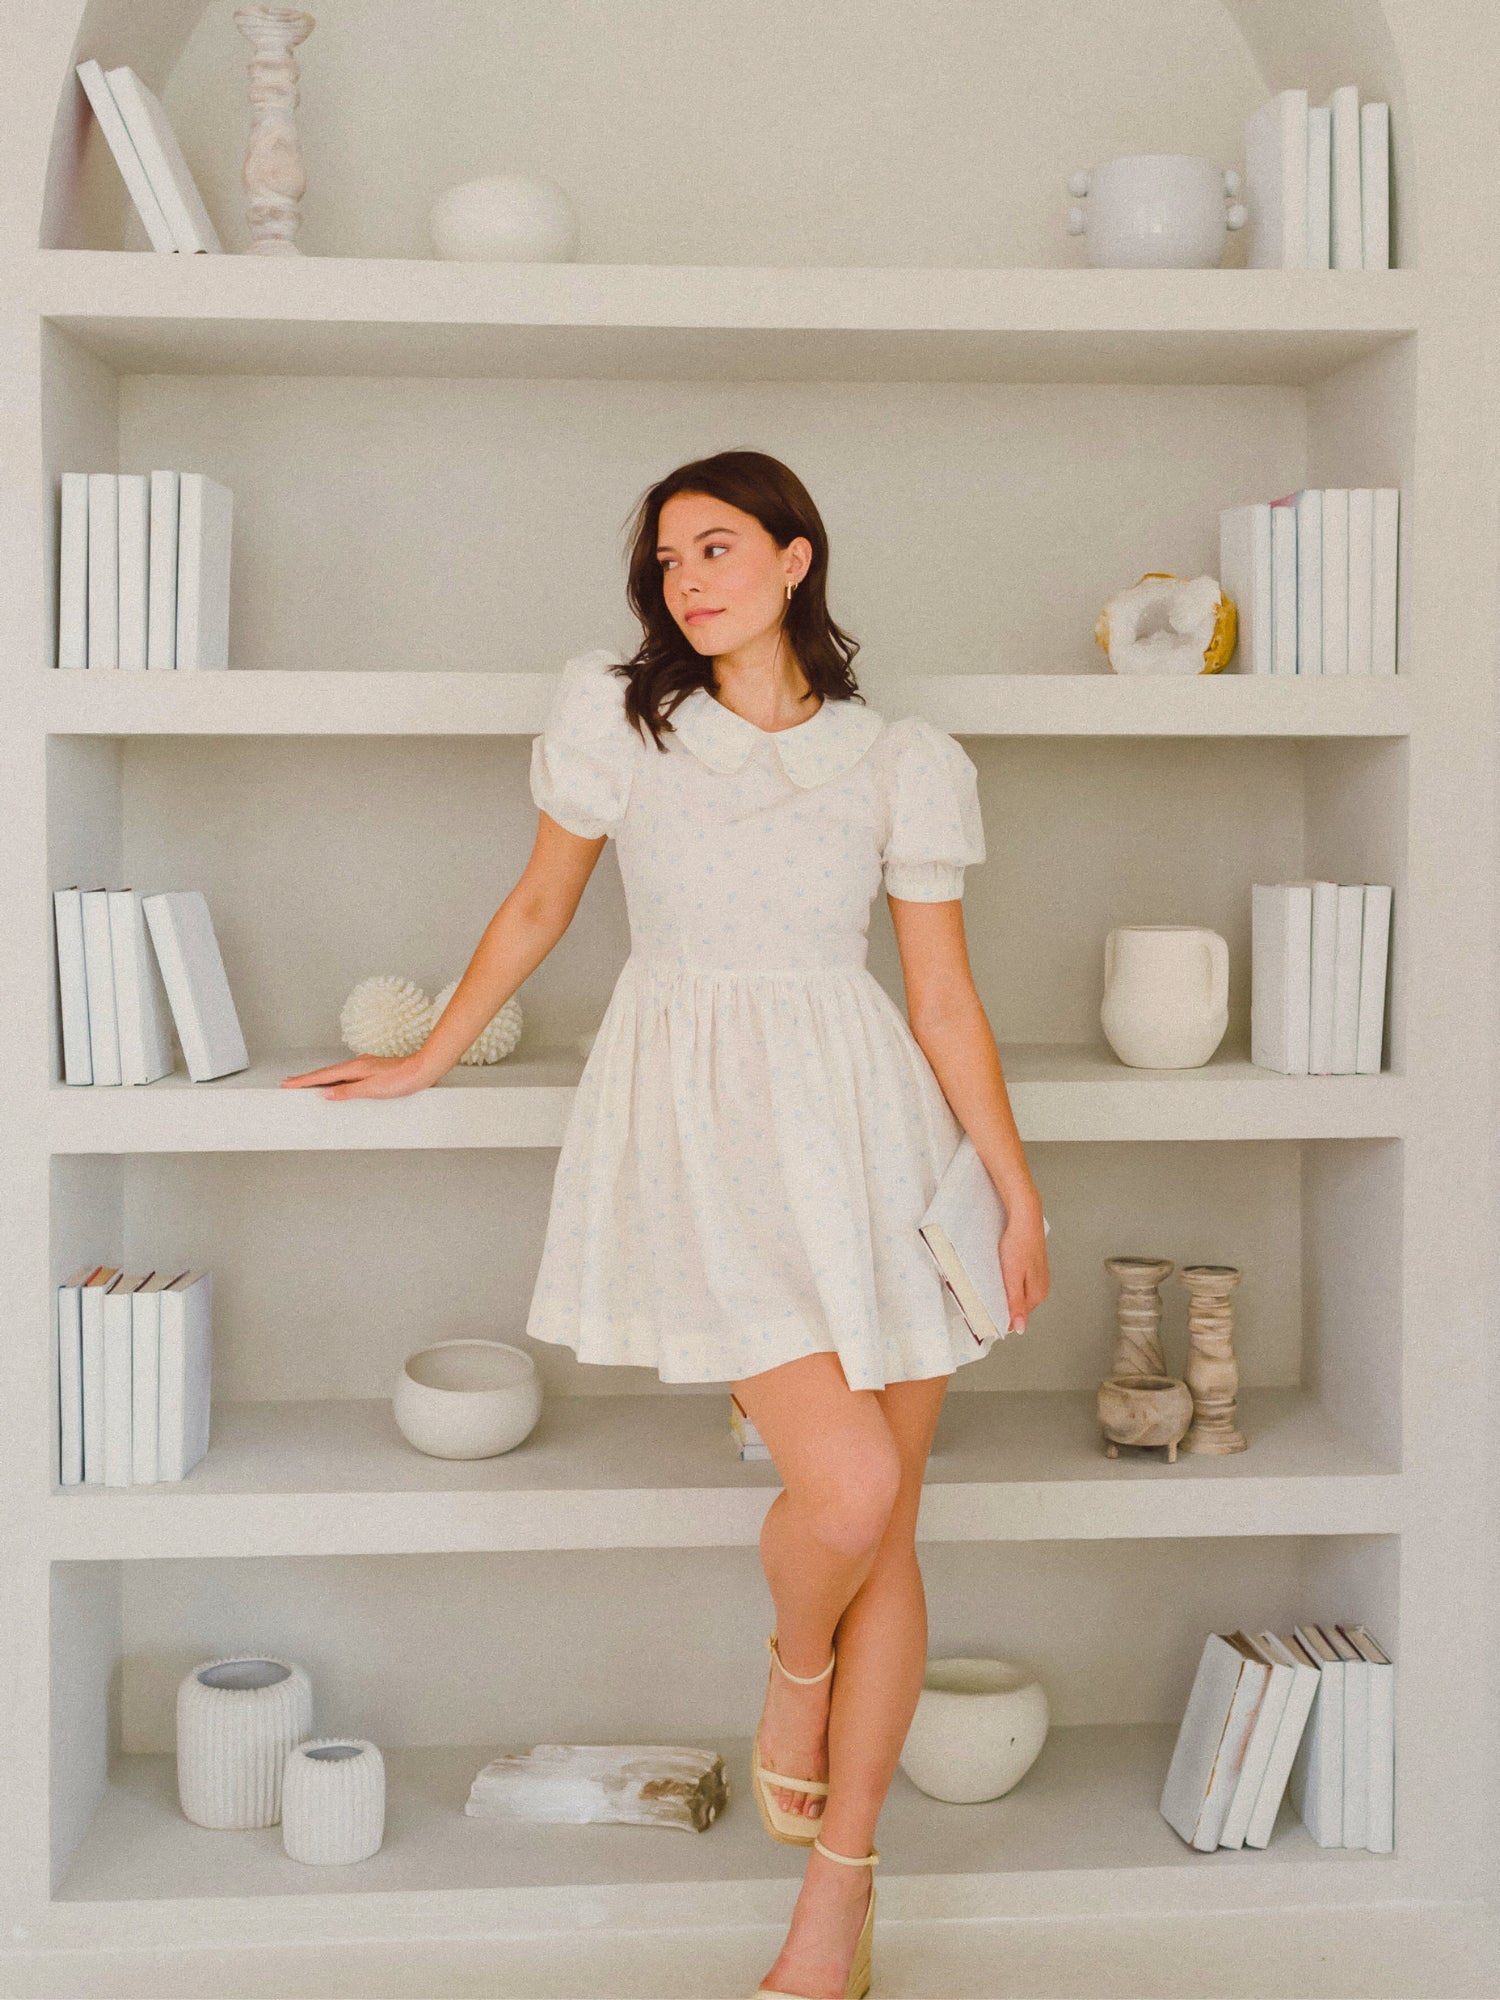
[
  {"left": 340, "top": 975, "right": 432, "bottom": 1058},
  {"left": 428, "top": 174, "right": 579, "bottom": 262},
  {"left": 430, "top": 980, "right": 524, "bottom": 1064}
]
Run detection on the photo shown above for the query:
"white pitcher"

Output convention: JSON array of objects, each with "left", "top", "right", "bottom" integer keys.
[{"left": 1101, "top": 926, "right": 1228, "bottom": 1068}]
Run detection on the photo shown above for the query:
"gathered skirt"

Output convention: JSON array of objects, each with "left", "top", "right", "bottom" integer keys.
[{"left": 525, "top": 954, "right": 990, "bottom": 1389}]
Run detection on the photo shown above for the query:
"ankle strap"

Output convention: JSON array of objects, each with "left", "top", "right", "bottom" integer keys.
[
  {"left": 768, "top": 1632, "right": 835, "bottom": 1683},
  {"left": 813, "top": 1835, "right": 879, "bottom": 1866}
]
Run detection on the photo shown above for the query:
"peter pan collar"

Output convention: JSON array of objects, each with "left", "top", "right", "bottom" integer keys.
[{"left": 670, "top": 685, "right": 885, "bottom": 787}]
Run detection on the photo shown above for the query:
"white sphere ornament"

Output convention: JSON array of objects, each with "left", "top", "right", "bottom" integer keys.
[
  {"left": 898, "top": 1657, "right": 1050, "bottom": 1803},
  {"left": 281, "top": 1738, "right": 386, "bottom": 1864},
  {"left": 429, "top": 174, "right": 579, "bottom": 262},
  {"left": 429, "top": 980, "right": 523, "bottom": 1064},
  {"left": 176, "top": 1655, "right": 314, "bottom": 1828},
  {"left": 340, "top": 975, "right": 432, "bottom": 1057},
  {"left": 394, "top": 1338, "right": 542, "bottom": 1458}
]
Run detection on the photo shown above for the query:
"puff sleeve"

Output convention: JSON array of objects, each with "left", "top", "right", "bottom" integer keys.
[
  {"left": 529, "top": 649, "right": 637, "bottom": 840},
  {"left": 880, "top": 715, "right": 986, "bottom": 902}
]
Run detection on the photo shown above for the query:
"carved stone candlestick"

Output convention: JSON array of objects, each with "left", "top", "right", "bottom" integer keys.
[
  {"left": 1176, "top": 1264, "right": 1246, "bottom": 1453},
  {"left": 234, "top": 7, "right": 315, "bottom": 254},
  {"left": 1104, "top": 1255, "right": 1174, "bottom": 1377}
]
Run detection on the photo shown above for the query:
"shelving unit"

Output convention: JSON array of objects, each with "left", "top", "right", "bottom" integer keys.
[{"left": 2, "top": 2, "right": 1496, "bottom": 1991}]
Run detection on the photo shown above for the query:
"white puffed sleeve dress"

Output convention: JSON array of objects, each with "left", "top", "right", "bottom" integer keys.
[{"left": 525, "top": 646, "right": 989, "bottom": 1389}]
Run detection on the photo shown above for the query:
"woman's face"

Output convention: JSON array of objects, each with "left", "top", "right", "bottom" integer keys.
[{"left": 655, "top": 491, "right": 810, "bottom": 658}]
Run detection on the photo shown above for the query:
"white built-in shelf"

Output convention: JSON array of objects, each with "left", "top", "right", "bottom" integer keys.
[
  {"left": 31, "top": 251, "right": 1421, "bottom": 384},
  {"left": 46, "top": 1042, "right": 1405, "bottom": 1152},
  {"left": 44, "top": 1386, "right": 1400, "bottom": 1559},
  {"left": 54, "top": 1723, "right": 1380, "bottom": 1919},
  {"left": 39, "top": 668, "right": 1411, "bottom": 738}
]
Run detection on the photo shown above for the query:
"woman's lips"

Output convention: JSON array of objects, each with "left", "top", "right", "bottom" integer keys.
[{"left": 685, "top": 609, "right": 722, "bottom": 624}]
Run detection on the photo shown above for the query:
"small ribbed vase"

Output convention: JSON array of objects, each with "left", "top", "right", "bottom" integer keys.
[
  {"left": 281, "top": 1738, "right": 386, "bottom": 1863},
  {"left": 176, "top": 1655, "right": 313, "bottom": 1828}
]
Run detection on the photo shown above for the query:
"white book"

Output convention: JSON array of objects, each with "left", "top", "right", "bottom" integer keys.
[
  {"left": 1329, "top": 85, "right": 1364, "bottom": 269},
  {"left": 918, "top": 1132, "right": 1050, "bottom": 1350},
  {"left": 108, "top": 889, "right": 177, "bottom": 1085},
  {"left": 1160, "top": 1632, "right": 1270, "bottom": 1850},
  {"left": 1294, "top": 489, "right": 1323, "bottom": 674},
  {"left": 1338, "top": 1623, "right": 1394, "bottom": 1851},
  {"left": 78, "top": 1266, "right": 121, "bottom": 1485},
  {"left": 1331, "top": 884, "right": 1366, "bottom": 1073},
  {"left": 1321, "top": 1623, "right": 1368, "bottom": 1846},
  {"left": 1243, "top": 1632, "right": 1324, "bottom": 1848},
  {"left": 141, "top": 891, "right": 249, "bottom": 1081},
  {"left": 1218, "top": 504, "right": 1272, "bottom": 675},
  {"left": 103, "top": 1272, "right": 151, "bottom": 1486},
  {"left": 54, "top": 886, "right": 93, "bottom": 1084},
  {"left": 1371, "top": 487, "right": 1399, "bottom": 674},
  {"left": 86, "top": 473, "right": 118, "bottom": 671},
  {"left": 56, "top": 1263, "right": 102, "bottom": 1486},
  {"left": 1288, "top": 1622, "right": 1344, "bottom": 1844},
  {"left": 1251, "top": 882, "right": 1312, "bottom": 1075},
  {"left": 74, "top": 60, "right": 177, "bottom": 253},
  {"left": 147, "top": 469, "right": 181, "bottom": 670},
  {"left": 1245, "top": 89, "right": 1309, "bottom": 268},
  {"left": 158, "top": 1270, "right": 212, "bottom": 1480},
  {"left": 1355, "top": 885, "right": 1393, "bottom": 1074},
  {"left": 1346, "top": 488, "right": 1374, "bottom": 673},
  {"left": 175, "top": 473, "right": 233, "bottom": 670},
  {"left": 1321, "top": 488, "right": 1350, "bottom": 675},
  {"left": 1293, "top": 878, "right": 1341, "bottom": 1074},
  {"left": 117, "top": 473, "right": 149, "bottom": 670},
  {"left": 1217, "top": 1633, "right": 1293, "bottom": 1849},
  {"left": 102, "top": 65, "right": 222, "bottom": 254},
  {"left": 131, "top": 1269, "right": 187, "bottom": 1484},
  {"left": 1269, "top": 495, "right": 1298, "bottom": 674},
  {"left": 1360, "top": 101, "right": 1391, "bottom": 269},
  {"left": 1306, "top": 104, "right": 1332, "bottom": 270},
  {"left": 80, "top": 888, "right": 122, "bottom": 1085},
  {"left": 58, "top": 472, "right": 90, "bottom": 669}
]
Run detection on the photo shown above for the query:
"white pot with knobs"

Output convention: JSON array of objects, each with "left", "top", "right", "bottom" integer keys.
[
  {"left": 899, "top": 1657, "right": 1050, "bottom": 1803},
  {"left": 1067, "top": 154, "right": 1246, "bottom": 267}
]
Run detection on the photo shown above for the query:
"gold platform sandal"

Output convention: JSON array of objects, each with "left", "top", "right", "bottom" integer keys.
[
  {"left": 753, "top": 1836, "right": 879, "bottom": 2000},
  {"left": 750, "top": 1633, "right": 834, "bottom": 1845}
]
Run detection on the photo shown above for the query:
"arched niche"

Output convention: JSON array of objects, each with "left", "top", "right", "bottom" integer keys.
[{"left": 28, "top": 0, "right": 1423, "bottom": 265}]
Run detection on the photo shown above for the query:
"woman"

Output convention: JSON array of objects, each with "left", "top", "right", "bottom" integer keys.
[{"left": 283, "top": 448, "right": 1048, "bottom": 2000}]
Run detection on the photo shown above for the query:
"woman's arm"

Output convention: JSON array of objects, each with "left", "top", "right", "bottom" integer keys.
[
  {"left": 888, "top": 894, "right": 1049, "bottom": 1332},
  {"left": 281, "top": 812, "right": 608, "bottom": 1099}
]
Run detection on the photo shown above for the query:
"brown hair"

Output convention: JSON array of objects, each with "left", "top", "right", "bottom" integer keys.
[{"left": 609, "top": 448, "right": 864, "bottom": 750}]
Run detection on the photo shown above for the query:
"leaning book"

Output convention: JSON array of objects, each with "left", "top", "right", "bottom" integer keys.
[{"left": 917, "top": 1133, "right": 1049, "bottom": 1350}]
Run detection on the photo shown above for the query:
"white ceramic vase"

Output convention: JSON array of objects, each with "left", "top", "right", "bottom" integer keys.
[
  {"left": 176, "top": 1655, "right": 313, "bottom": 1828},
  {"left": 281, "top": 1737, "right": 386, "bottom": 1863},
  {"left": 898, "top": 1657, "right": 1050, "bottom": 1803},
  {"left": 429, "top": 174, "right": 579, "bottom": 261},
  {"left": 1101, "top": 925, "right": 1229, "bottom": 1068},
  {"left": 1066, "top": 154, "right": 1246, "bottom": 267},
  {"left": 393, "top": 1338, "right": 542, "bottom": 1458}
]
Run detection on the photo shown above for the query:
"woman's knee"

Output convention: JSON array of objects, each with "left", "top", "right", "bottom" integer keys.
[{"left": 797, "top": 1436, "right": 903, "bottom": 1557}]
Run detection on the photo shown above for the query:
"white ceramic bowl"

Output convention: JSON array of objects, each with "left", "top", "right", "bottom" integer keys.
[
  {"left": 393, "top": 1339, "right": 542, "bottom": 1458},
  {"left": 428, "top": 173, "right": 579, "bottom": 262},
  {"left": 898, "top": 1656, "right": 1050, "bottom": 1802}
]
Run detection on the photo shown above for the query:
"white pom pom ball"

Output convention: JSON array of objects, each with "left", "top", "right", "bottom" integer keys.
[{"left": 340, "top": 976, "right": 432, "bottom": 1058}]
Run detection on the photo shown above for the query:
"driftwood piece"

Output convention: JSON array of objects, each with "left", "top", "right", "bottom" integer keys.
[{"left": 466, "top": 1744, "right": 729, "bottom": 1831}]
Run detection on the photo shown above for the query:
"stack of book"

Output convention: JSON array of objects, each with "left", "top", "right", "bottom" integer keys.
[
  {"left": 1251, "top": 880, "right": 1392, "bottom": 1076},
  {"left": 1161, "top": 1623, "right": 1393, "bottom": 1852},
  {"left": 53, "top": 887, "right": 249, "bottom": 1085},
  {"left": 75, "top": 59, "right": 221, "bottom": 254},
  {"left": 58, "top": 470, "right": 233, "bottom": 671},
  {"left": 1245, "top": 85, "right": 1390, "bottom": 269},
  {"left": 730, "top": 1392, "right": 771, "bottom": 1460},
  {"left": 57, "top": 1266, "right": 212, "bottom": 1486},
  {"left": 1219, "top": 488, "right": 1399, "bottom": 676}
]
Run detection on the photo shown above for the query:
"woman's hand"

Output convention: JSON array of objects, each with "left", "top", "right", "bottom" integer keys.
[
  {"left": 280, "top": 1054, "right": 439, "bottom": 1100},
  {"left": 998, "top": 1186, "right": 1050, "bottom": 1334}
]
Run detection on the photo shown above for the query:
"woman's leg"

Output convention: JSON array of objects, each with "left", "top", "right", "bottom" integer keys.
[{"left": 731, "top": 1352, "right": 903, "bottom": 1820}]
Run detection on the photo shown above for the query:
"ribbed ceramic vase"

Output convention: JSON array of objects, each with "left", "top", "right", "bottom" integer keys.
[
  {"left": 281, "top": 1738, "right": 386, "bottom": 1863},
  {"left": 176, "top": 1655, "right": 313, "bottom": 1828}
]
